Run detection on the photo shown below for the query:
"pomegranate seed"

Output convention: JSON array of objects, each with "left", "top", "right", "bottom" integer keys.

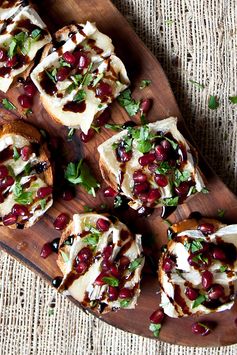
[
  {"left": 116, "top": 146, "right": 132, "bottom": 162},
  {"left": 51, "top": 238, "right": 60, "bottom": 252},
  {"left": 160, "top": 139, "right": 171, "bottom": 151},
  {"left": 102, "top": 245, "right": 113, "bottom": 259},
  {"left": 140, "top": 98, "right": 152, "bottom": 113},
  {"left": 104, "top": 187, "right": 117, "bottom": 198},
  {"left": 188, "top": 253, "right": 211, "bottom": 269},
  {"left": 95, "top": 109, "right": 111, "bottom": 126},
  {"left": 75, "top": 261, "right": 88, "bottom": 274},
  {"left": 212, "top": 247, "right": 226, "bottom": 260},
  {"left": 108, "top": 286, "right": 119, "bottom": 301},
  {"left": 174, "top": 181, "right": 190, "bottom": 197},
  {"left": 147, "top": 189, "right": 161, "bottom": 204},
  {"left": 0, "top": 176, "right": 14, "bottom": 188},
  {"left": 119, "top": 256, "right": 130, "bottom": 269},
  {"left": 119, "top": 287, "right": 133, "bottom": 299},
  {"left": 80, "top": 128, "right": 95, "bottom": 143},
  {"left": 96, "top": 218, "right": 110, "bottom": 232},
  {"left": 155, "top": 145, "right": 168, "bottom": 161},
  {"left": 62, "top": 188, "right": 74, "bottom": 201},
  {"left": 24, "top": 83, "right": 37, "bottom": 97},
  {"left": 208, "top": 284, "right": 225, "bottom": 300},
  {"left": 37, "top": 186, "right": 53, "bottom": 198},
  {"left": 101, "top": 259, "right": 112, "bottom": 271},
  {"left": 133, "top": 170, "right": 147, "bottom": 183},
  {"left": 77, "top": 53, "right": 90, "bottom": 69},
  {"left": 137, "top": 192, "right": 149, "bottom": 202},
  {"left": 6, "top": 55, "right": 18, "bottom": 68},
  {"left": 12, "top": 204, "right": 28, "bottom": 216},
  {"left": 148, "top": 163, "right": 158, "bottom": 172},
  {"left": 21, "top": 146, "right": 32, "bottom": 161},
  {"left": 40, "top": 242, "right": 53, "bottom": 258},
  {"left": 18, "top": 94, "right": 32, "bottom": 109},
  {"left": 76, "top": 247, "right": 92, "bottom": 263},
  {"left": 149, "top": 308, "right": 165, "bottom": 324},
  {"left": 63, "top": 51, "right": 76, "bottom": 65},
  {"left": 191, "top": 322, "right": 210, "bottom": 336},
  {"left": 198, "top": 223, "right": 215, "bottom": 235},
  {"left": 3, "top": 213, "right": 17, "bottom": 226},
  {"left": 0, "top": 165, "right": 8, "bottom": 178},
  {"left": 185, "top": 287, "right": 199, "bottom": 301},
  {"left": 109, "top": 265, "right": 120, "bottom": 278},
  {"left": 56, "top": 67, "right": 70, "bottom": 81},
  {"left": 202, "top": 270, "right": 213, "bottom": 290},
  {"left": 94, "top": 272, "right": 107, "bottom": 286},
  {"left": 52, "top": 276, "right": 62, "bottom": 288},
  {"left": 133, "top": 182, "right": 150, "bottom": 195},
  {"left": 138, "top": 153, "right": 156, "bottom": 166},
  {"left": 155, "top": 174, "right": 168, "bottom": 187},
  {"left": 53, "top": 213, "right": 69, "bottom": 230},
  {"left": 96, "top": 82, "right": 112, "bottom": 97},
  {"left": 163, "top": 257, "right": 175, "bottom": 272},
  {"left": 0, "top": 49, "right": 7, "bottom": 62}
]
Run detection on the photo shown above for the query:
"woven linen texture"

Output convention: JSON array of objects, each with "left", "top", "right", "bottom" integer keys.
[{"left": 1, "top": 0, "right": 237, "bottom": 354}]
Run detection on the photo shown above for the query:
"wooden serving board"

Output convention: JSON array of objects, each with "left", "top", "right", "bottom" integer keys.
[{"left": 0, "top": 0, "right": 237, "bottom": 347}]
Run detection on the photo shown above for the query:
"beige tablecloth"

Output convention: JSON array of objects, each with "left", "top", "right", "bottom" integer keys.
[{"left": 1, "top": 0, "right": 237, "bottom": 354}]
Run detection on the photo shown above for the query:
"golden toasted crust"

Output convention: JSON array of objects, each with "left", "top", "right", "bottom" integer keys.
[{"left": 99, "top": 156, "right": 117, "bottom": 192}]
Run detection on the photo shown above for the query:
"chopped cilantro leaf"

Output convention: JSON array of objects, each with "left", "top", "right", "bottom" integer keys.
[
  {"left": 67, "top": 128, "right": 75, "bottom": 140},
  {"left": 13, "top": 147, "right": 20, "bottom": 161},
  {"left": 156, "top": 162, "right": 173, "bottom": 175},
  {"left": 24, "top": 163, "right": 31, "bottom": 175},
  {"left": 174, "top": 170, "right": 190, "bottom": 187},
  {"left": 219, "top": 265, "right": 228, "bottom": 272},
  {"left": 114, "top": 195, "right": 123, "bottom": 208},
  {"left": 92, "top": 73, "right": 103, "bottom": 87},
  {"left": 162, "top": 196, "right": 179, "bottom": 206},
  {"left": 139, "top": 79, "right": 151, "bottom": 89},
  {"left": 15, "top": 191, "right": 33, "bottom": 205},
  {"left": 192, "top": 294, "right": 207, "bottom": 308},
  {"left": 119, "top": 299, "right": 131, "bottom": 308},
  {"left": 104, "top": 123, "right": 123, "bottom": 131},
  {"left": 73, "top": 89, "right": 86, "bottom": 103},
  {"left": 83, "top": 205, "right": 94, "bottom": 212},
  {"left": 128, "top": 257, "right": 144, "bottom": 272},
  {"left": 208, "top": 95, "right": 219, "bottom": 110},
  {"left": 229, "top": 96, "right": 237, "bottom": 104},
  {"left": 2, "top": 98, "right": 16, "bottom": 111},
  {"left": 8, "top": 38, "right": 17, "bottom": 58},
  {"left": 117, "top": 89, "right": 140, "bottom": 116},
  {"left": 46, "top": 69, "right": 57, "bottom": 84},
  {"left": 59, "top": 58, "right": 71, "bottom": 67},
  {"left": 184, "top": 238, "right": 204, "bottom": 253},
  {"left": 60, "top": 250, "right": 69, "bottom": 263},
  {"left": 140, "top": 113, "right": 147, "bottom": 125},
  {"left": 40, "top": 198, "right": 47, "bottom": 210},
  {"left": 102, "top": 276, "right": 119, "bottom": 287},
  {"left": 217, "top": 209, "right": 225, "bottom": 218},
  {"left": 83, "top": 234, "right": 99, "bottom": 247},
  {"left": 189, "top": 80, "right": 205, "bottom": 90},
  {"left": 149, "top": 323, "right": 162, "bottom": 337},
  {"left": 31, "top": 28, "right": 41, "bottom": 40},
  {"left": 201, "top": 187, "right": 209, "bottom": 194},
  {"left": 13, "top": 182, "right": 22, "bottom": 197}
]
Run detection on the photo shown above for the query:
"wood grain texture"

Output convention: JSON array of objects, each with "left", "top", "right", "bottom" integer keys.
[{"left": 0, "top": 0, "right": 237, "bottom": 347}]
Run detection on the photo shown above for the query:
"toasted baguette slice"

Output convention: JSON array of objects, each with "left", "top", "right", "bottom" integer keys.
[
  {"left": 57, "top": 213, "right": 144, "bottom": 313},
  {"left": 0, "top": 120, "right": 53, "bottom": 229},
  {"left": 158, "top": 217, "right": 237, "bottom": 318},
  {"left": 98, "top": 117, "right": 206, "bottom": 212},
  {"left": 0, "top": 4, "right": 51, "bottom": 92},
  {"left": 31, "top": 21, "right": 130, "bottom": 134}
]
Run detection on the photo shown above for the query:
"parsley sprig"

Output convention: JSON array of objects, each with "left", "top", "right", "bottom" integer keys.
[{"left": 117, "top": 89, "right": 140, "bottom": 116}]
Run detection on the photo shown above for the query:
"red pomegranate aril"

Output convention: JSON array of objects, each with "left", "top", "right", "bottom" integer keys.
[
  {"left": 109, "top": 265, "right": 120, "bottom": 278},
  {"left": 133, "top": 170, "right": 147, "bottom": 183},
  {"left": 24, "top": 83, "right": 37, "bottom": 97},
  {"left": 76, "top": 247, "right": 92, "bottom": 263},
  {"left": 149, "top": 308, "right": 165, "bottom": 324},
  {"left": 21, "top": 146, "right": 32, "bottom": 161},
  {"left": 12, "top": 204, "right": 28, "bottom": 216},
  {"left": 212, "top": 247, "right": 226, "bottom": 260},
  {"left": 208, "top": 284, "right": 225, "bottom": 300},
  {"left": 78, "top": 53, "right": 90, "bottom": 69},
  {"left": 75, "top": 262, "right": 88, "bottom": 274},
  {"left": 37, "top": 186, "right": 53, "bottom": 199},
  {"left": 191, "top": 322, "right": 210, "bottom": 336},
  {"left": 62, "top": 188, "right": 74, "bottom": 201},
  {"left": 101, "top": 259, "right": 112, "bottom": 271},
  {"left": 95, "top": 109, "right": 111, "bottom": 126},
  {"left": 155, "top": 174, "right": 168, "bottom": 187},
  {"left": 160, "top": 139, "right": 171, "bottom": 151},
  {"left": 56, "top": 67, "right": 70, "bottom": 81},
  {"left": 138, "top": 153, "right": 156, "bottom": 166},
  {"left": 108, "top": 286, "right": 119, "bottom": 301},
  {"left": 133, "top": 182, "right": 150, "bottom": 195},
  {"left": 140, "top": 98, "right": 152, "bottom": 113},
  {"left": 148, "top": 163, "right": 158, "bottom": 172},
  {"left": 202, "top": 270, "right": 213, "bottom": 290},
  {"left": 3, "top": 213, "right": 17, "bottom": 226},
  {"left": 96, "top": 218, "right": 110, "bottom": 232},
  {"left": 0, "top": 49, "right": 7, "bottom": 62},
  {"left": 102, "top": 245, "right": 113, "bottom": 259},
  {"left": 137, "top": 192, "right": 149, "bottom": 202},
  {"left": 0, "top": 165, "right": 8, "bottom": 178},
  {"left": 40, "top": 242, "right": 53, "bottom": 259},
  {"left": 119, "top": 256, "right": 130, "bottom": 269},
  {"left": 198, "top": 223, "right": 215, "bottom": 235},
  {"left": 119, "top": 287, "right": 133, "bottom": 299},
  {"left": 63, "top": 51, "right": 76, "bottom": 65},
  {"left": 6, "top": 55, "right": 18, "bottom": 68},
  {"left": 18, "top": 94, "right": 32, "bottom": 109},
  {"left": 96, "top": 82, "right": 112, "bottom": 97},
  {"left": 53, "top": 213, "right": 69, "bottom": 230},
  {"left": 104, "top": 187, "right": 117, "bottom": 198},
  {"left": 117, "top": 146, "right": 132, "bottom": 163},
  {"left": 80, "top": 128, "right": 95, "bottom": 143},
  {"left": 174, "top": 181, "right": 190, "bottom": 197},
  {"left": 163, "top": 257, "right": 175, "bottom": 272},
  {"left": 147, "top": 189, "right": 161, "bottom": 204},
  {"left": 0, "top": 175, "right": 14, "bottom": 188},
  {"left": 94, "top": 272, "right": 107, "bottom": 286},
  {"left": 185, "top": 287, "right": 199, "bottom": 301},
  {"left": 155, "top": 145, "right": 168, "bottom": 161}
]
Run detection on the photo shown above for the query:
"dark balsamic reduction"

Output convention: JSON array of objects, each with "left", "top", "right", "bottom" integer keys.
[
  {"left": 63, "top": 100, "right": 86, "bottom": 113},
  {"left": 174, "top": 284, "right": 191, "bottom": 315},
  {"left": 87, "top": 39, "right": 103, "bottom": 55},
  {"left": 11, "top": 19, "right": 47, "bottom": 39},
  {"left": 39, "top": 71, "right": 57, "bottom": 96},
  {"left": 0, "top": 146, "right": 13, "bottom": 163},
  {"left": 0, "top": 67, "right": 11, "bottom": 77},
  {"left": 161, "top": 206, "right": 176, "bottom": 219}
]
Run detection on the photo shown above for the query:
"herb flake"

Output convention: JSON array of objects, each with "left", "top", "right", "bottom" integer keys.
[
  {"left": 2, "top": 98, "right": 16, "bottom": 111},
  {"left": 139, "top": 79, "right": 151, "bottom": 90},
  {"left": 128, "top": 257, "right": 144, "bottom": 272},
  {"left": 149, "top": 323, "right": 162, "bottom": 337},
  {"left": 208, "top": 95, "right": 219, "bottom": 110},
  {"left": 102, "top": 276, "right": 119, "bottom": 287},
  {"left": 192, "top": 294, "right": 207, "bottom": 309},
  {"left": 117, "top": 89, "right": 140, "bottom": 117}
]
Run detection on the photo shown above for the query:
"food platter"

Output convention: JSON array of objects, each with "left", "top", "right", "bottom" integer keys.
[{"left": 0, "top": 0, "right": 237, "bottom": 347}]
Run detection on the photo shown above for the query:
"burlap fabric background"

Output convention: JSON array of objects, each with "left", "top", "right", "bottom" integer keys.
[{"left": 0, "top": 0, "right": 237, "bottom": 354}]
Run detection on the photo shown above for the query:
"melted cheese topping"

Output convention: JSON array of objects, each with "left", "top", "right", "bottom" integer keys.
[
  {"left": 31, "top": 22, "right": 130, "bottom": 134},
  {"left": 160, "top": 224, "right": 237, "bottom": 317},
  {"left": 58, "top": 213, "right": 144, "bottom": 312},
  {"left": 98, "top": 117, "right": 205, "bottom": 210}
]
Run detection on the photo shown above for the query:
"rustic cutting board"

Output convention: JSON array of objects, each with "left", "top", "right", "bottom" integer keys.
[{"left": 0, "top": 0, "right": 237, "bottom": 347}]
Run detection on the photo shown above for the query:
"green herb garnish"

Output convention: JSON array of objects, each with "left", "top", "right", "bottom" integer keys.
[
  {"left": 208, "top": 95, "right": 219, "bottom": 110},
  {"left": 102, "top": 276, "right": 119, "bottom": 287},
  {"left": 83, "top": 234, "right": 99, "bottom": 247},
  {"left": 13, "top": 147, "right": 20, "bottom": 161},
  {"left": 174, "top": 170, "right": 190, "bottom": 187},
  {"left": 46, "top": 69, "right": 57, "bottom": 84},
  {"left": 2, "top": 98, "right": 16, "bottom": 111},
  {"left": 149, "top": 323, "right": 162, "bottom": 337},
  {"left": 24, "top": 163, "right": 31, "bottom": 175},
  {"left": 117, "top": 89, "right": 140, "bottom": 116},
  {"left": 162, "top": 196, "right": 179, "bottom": 206},
  {"left": 217, "top": 209, "right": 225, "bottom": 218},
  {"left": 31, "top": 29, "right": 42, "bottom": 40},
  {"left": 15, "top": 191, "right": 33, "bottom": 205},
  {"left": 219, "top": 265, "right": 228, "bottom": 272},
  {"left": 201, "top": 187, "right": 209, "bottom": 194},
  {"left": 189, "top": 80, "right": 205, "bottom": 90},
  {"left": 83, "top": 205, "right": 94, "bottom": 212},
  {"left": 92, "top": 73, "right": 103, "bottom": 87},
  {"left": 184, "top": 238, "right": 204, "bottom": 253},
  {"left": 73, "top": 89, "right": 86, "bottom": 103},
  {"left": 128, "top": 257, "right": 144, "bottom": 272},
  {"left": 40, "top": 198, "right": 47, "bottom": 210},
  {"left": 139, "top": 79, "right": 151, "bottom": 89},
  {"left": 59, "top": 58, "right": 71, "bottom": 67},
  {"left": 119, "top": 299, "right": 131, "bottom": 308},
  {"left": 67, "top": 128, "right": 75, "bottom": 140},
  {"left": 156, "top": 162, "right": 173, "bottom": 175},
  {"left": 60, "top": 250, "right": 69, "bottom": 263},
  {"left": 229, "top": 96, "right": 237, "bottom": 104},
  {"left": 192, "top": 294, "right": 207, "bottom": 309},
  {"left": 165, "top": 19, "right": 174, "bottom": 26},
  {"left": 104, "top": 123, "right": 123, "bottom": 131},
  {"left": 114, "top": 195, "right": 123, "bottom": 208}
]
